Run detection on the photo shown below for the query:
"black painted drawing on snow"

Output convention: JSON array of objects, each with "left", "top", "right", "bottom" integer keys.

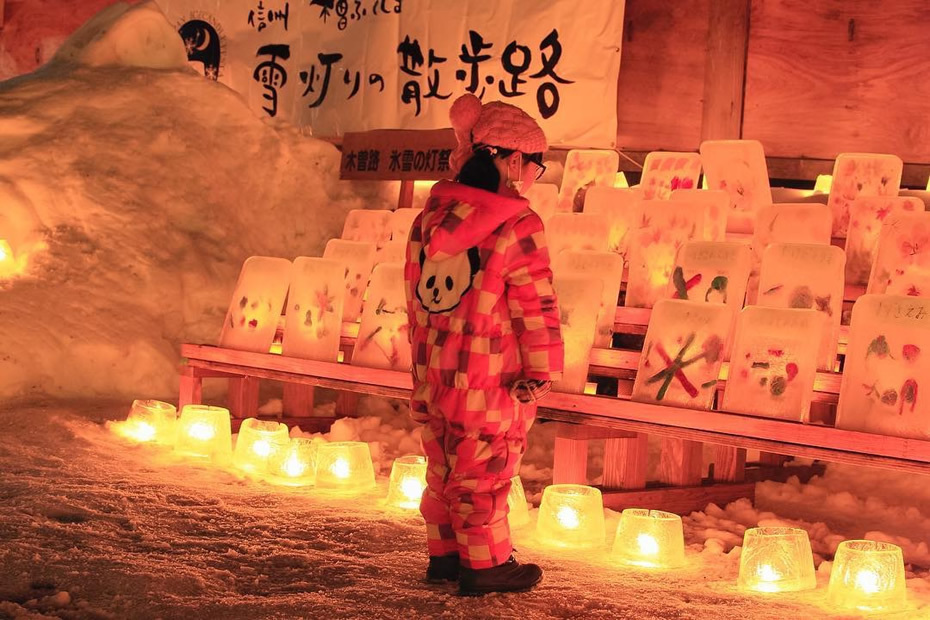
[{"left": 179, "top": 20, "right": 221, "bottom": 81}]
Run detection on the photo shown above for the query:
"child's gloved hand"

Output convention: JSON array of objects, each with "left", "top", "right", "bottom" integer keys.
[{"left": 509, "top": 379, "right": 552, "bottom": 404}]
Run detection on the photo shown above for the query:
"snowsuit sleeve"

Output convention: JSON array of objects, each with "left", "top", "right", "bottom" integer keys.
[
  {"left": 502, "top": 212, "right": 564, "bottom": 382},
  {"left": 421, "top": 198, "right": 527, "bottom": 262}
]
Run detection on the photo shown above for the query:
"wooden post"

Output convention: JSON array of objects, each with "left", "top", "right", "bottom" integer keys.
[
  {"left": 282, "top": 384, "right": 315, "bottom": 417},
  {"left": 0, "top": 0, "right": 6, "bottom": 30},
  {"left": 552, "top": 423, "right": 589, "bottom": 484},
  {"left": 398, "top": 179, "right": 415, "bottom": 208},
  {"left": 712, "top": 445, "right": 747, "bottom": 482},
  {"left": 602, "top": 433, "right": 648, "bottom": 489},
  {"left": 658, "top": 438, "right": 703, "bottom": 486},
  {"left": 700, "top": 0, "right": 751, "bottom": 141},
  {"left": 178, "top": 366, "right": 203, "bottom": 412},
  {"left": 336, "top": 391, "right": 360, "bottom": 417},
  {"left": 228, "top": 376, "right": 260, "bottom": 419}
]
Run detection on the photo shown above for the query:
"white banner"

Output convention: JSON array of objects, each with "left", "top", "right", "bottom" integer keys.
[{"left": 156, "top": 0, "right": 624, "bottom": 148}]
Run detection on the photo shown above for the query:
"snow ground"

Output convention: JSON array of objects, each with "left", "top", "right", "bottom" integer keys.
[{"left": 1, "top": 398, "right": 929, "bottom": 620}]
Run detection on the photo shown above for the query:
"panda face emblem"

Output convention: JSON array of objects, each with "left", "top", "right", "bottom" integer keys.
[{"left": 416, "top": 247, "right": 481, "bottom": 313}]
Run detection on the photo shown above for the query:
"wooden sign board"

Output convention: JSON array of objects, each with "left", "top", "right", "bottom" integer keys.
[{"left": 340, "top": 129, "right": 457, "bottom": 181}]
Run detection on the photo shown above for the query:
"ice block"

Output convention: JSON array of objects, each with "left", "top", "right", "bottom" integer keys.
[
  {"left": 341, "top": 208, "right": 393, "bottom": 248},
  {"left": 845, "top": 196, "right": 922, "bottom": 286},
  {"left": 758, "top": 243, "right": 845, "bottom": 371},
  {"left": 722, "top": 307, "right": 821, "bottom": 422},
  {"left": 552, "top": 274, "right": 603, "bottom": 394},
  {"left": 868, "top": 212, "right": 930, "bottom": 297},
  {"left": 699, "top": 139, "right": 773, "bottom": 234},
  {"left": 828, "top": 153, "right": 903, "bottom": 237},
  {"left": 640, "top": 151, "right": 702, "bottom": 200},
  {"left": 218, "top": 256, "right": 292, "bottom": 353},
  {"left": 836, "top": 294, "right": 930, "bottom": 439},
  {"left": 282, "top": 257, "right": 345, "bottom": 361},
  {"left": 524, "top": 183, "right": 559, "bottom": 224},
  {"left": 582, "top": 186, "right": 644, "bottom": 264},
  {"left": 352, "top": 262, "right": 411, "bottom": 371},
  {"left": 323, "top": 239, "right": 377, "bottom": 323},
  {"left": 390, "top": 208, "right": 423, "bottom": 242},
  {"left": 667, "top": 241, "right": 751, "bottom": 309},
  {"left": 546, "top": 213, "right": 611, "bottom": 259},
  {"left": 631, "top": 299, "right": 734, "bottom": 409},
  {"left": 625, "top": 203, "right": 706, "bottom": 308},
  {"left": 557, "top": 149, "right": 620, "bottom": 214},
  {"left": 669, "top": 189, "right": 728, "bottom": 241},
  {"left": 553, "top": 250, "right": 623, "bottom": 348}
]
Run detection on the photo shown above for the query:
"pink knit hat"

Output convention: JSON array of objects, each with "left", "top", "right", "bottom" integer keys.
[{"left": 449, "top": 94, "right": 548, "bottom": 174}]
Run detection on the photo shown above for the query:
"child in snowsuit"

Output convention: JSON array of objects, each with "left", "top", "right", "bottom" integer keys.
[{"left": 404, "top": 94, "right": 564, "bottom": 595}]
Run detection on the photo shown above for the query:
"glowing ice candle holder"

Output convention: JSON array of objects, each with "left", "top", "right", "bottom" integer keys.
[
  {"left": 614, "top": 171, "right": 630, "bottom": 188},
  {"left": 315, "top": 441, "right": 376, "bottom": 492},
  {"left": 827, "top": 540, "right": 907, "bottom": 613},
  {"left": 118, "top": 399, "right": 177, "bottom": 444},
  {"left": 536, "top": 484, "right": 605, "bottom": 549},
  {"left": 385, "top": 455, "right": 427, "bottom": 509},
  {"left": 507, "top": 475, "right": 530, "bottom": 529},
  {"left": 612, "top": 509, "right": 685, "bottom": 568},
  {"left": 738, "top": 527, "right": 817, "bottom": 593},
  {"left": 233, "top": 418, "right": 290, "bottom": 474},
  {"left": 268, "top": 437, "right": 318, "bottom": 486},
  {"left": 175, "top": 405, "right": 232, "bottom": 461}
]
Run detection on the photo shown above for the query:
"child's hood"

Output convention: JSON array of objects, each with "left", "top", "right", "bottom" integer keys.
[{"left": 420, "top": 180, "right": 529, "bottom": 261}]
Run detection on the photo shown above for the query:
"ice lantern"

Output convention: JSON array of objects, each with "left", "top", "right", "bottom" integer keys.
[
  {"left": 315, "top": 441, "right": 377, "bottom": 492},
  {"left": 233, "top": 418, "right": 290, "bottom": 474},
  {"left": 385, "top": 455, "right": 427, "bottom": 509},
  {"left": 268, "top": 438, "right": 318, "bottom": 486},
  {"left": 119, "top": 399, "right": 177, "bottom": 444},
  {"left": 507, "top": 475, "right": 531, "bottom": 529},
  {"left": 612, "top": 509, "right": 685, "bottom": 569},
  {"left": 536, "top": 484, "right": 605, "bottom": 549},
  {"left": 175, "top": 405, "right": 232, "bottom": 461},
  {"left": 738, "top": 527, "right": 817, "bottom": 593},
  {"left": 827, "top": 540, "right": 907, "bottom": 613}
]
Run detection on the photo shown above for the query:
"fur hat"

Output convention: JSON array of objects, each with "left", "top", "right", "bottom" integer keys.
[{"left": 448, "top": 94, "right": 547, "bottom": 174}]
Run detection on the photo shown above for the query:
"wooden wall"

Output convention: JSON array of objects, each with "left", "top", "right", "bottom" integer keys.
[{"left": 616, "top": 0, "right": 930, "bottom": 185}]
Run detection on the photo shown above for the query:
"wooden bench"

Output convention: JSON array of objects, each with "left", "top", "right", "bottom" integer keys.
[{"left": 179, "top": 341, "right": 930, "bottom": 514}]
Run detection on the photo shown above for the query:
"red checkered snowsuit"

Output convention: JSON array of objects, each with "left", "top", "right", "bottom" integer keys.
[{"left": 404, "top": 180, "right": 563, "bottom": 569}]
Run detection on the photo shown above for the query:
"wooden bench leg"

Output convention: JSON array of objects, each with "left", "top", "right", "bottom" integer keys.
[
  {"left": 659, "top": 438, "right": 703, "bottom": 487},
  {"left": 553, "top": 423, "right": 589, "bottom": 484},
  {"left": 228, "top": 376, "right": 260, "bottom": 419},
  {"left": 335, "top": 391, "right": 360, "bottom": 417},
  {"left": 179, "top": 367, "right": 203, "bottom": 412},
  {"left": 712, "top": 446, "right": 746, "bottom": 483},
  {"left": 602, "top": 433, "right": 648, "bottom": 489},
  {"left": 283, "top": 384, "right": 315, "bottom": 417}
]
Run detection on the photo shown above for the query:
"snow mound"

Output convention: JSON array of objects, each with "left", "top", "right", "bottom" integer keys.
[
  {"left": 0, "top": 12, "right": 394, "bottom": 401},
  {"left": 52, "top": 1, "right": 187, "bottom": 70}
]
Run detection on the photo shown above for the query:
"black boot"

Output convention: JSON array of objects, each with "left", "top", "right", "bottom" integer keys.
[
  {"left": 425, "top": 554, "right": 460, "bottom": 583},
  {"left": 458, "top": 556, "right": 543, "bottom": 595}
]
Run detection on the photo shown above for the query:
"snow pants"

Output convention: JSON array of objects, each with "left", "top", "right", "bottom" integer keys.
[{"left": 419, "top": 386, "right": 535, "bottom": 569}]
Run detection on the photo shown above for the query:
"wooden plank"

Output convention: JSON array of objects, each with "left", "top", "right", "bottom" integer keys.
[
  {"left": 701, "top": 0, "right": 751, "bottom": 141},
  {"left": 538, "top": 395, "right": 930, "bottom": 471},
  {"left": 549, "top": 422, "right": 636, "bottom": 441},
  {"left": 282, "top": 383, "right": 314, "bottom": 417},
  {"left": 602, "top": 433, "right": 648, "bottom": 489},
  {"left": 601, "top": 481, "right": 756, "bottom": 515},
  {"left": 178, "top": 366, "right": 203, "bottom": 412},
  {"left": 659, "top": 438, "right": 704, "bottom": 486},
  {"left": 182, "top": 344, "right": 412, "bottom": 391},
  {"left": 616, "top": 0, "right": 710, "bottom": 151},
  {"left": 744, "top": 0, "right": 930, "bottom": 164},
  {"left": 398, "top": 180, "right": 415, "bottom": 208},
  {"left": 712, "top": 446, "right": 747, "bottom": 482}
]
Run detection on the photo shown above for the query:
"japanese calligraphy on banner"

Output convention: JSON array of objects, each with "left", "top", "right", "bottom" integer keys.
[{"left": 154, "top": 0, "right": 624, "bottom": 148}]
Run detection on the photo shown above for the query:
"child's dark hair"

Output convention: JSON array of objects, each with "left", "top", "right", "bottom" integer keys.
[{"left": 455, "top": 145, "right": 543, "bottom": 192}]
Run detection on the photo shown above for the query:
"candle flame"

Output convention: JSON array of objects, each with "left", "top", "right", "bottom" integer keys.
[
  {"left": 854, "top": 569, "right": 881, "bottom": 594},
  {"left": 188, "top": 421, "right": 215, "bottom": 441},
  {"left": 556, "top": 506, "right": 581, "bottom": 529},
  {"left": 283, "top": 453, "right": 306, "bottom": 477},
  {"left": 330, "top": 457, "right": 351, "bottom": 479},
  {"left": 637, "top": 533, "right": 660, "bottom": 556},
  {"left": 251, "top": 439, "right": 272, "bottom": 458},
  {"left": 400, "top": 476, "right": 425, "bottom": 501}
]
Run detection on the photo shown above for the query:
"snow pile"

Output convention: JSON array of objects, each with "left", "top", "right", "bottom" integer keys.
[{"left": 0, "top": 4, "right": 395, "bottom": 402}]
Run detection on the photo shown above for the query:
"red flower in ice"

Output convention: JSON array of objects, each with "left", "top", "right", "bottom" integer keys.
[
  {"left": 786, "top": 362, "right": 799, "bottom": 381},
  {"left": 907, "top": 285, "right": 921, "bottom": 297},
  {"left": 903, "top": 344, "right": 920, "bottom": 363}
]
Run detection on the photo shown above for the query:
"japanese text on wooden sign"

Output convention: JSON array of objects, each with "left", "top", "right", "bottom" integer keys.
[{"left": 340, "top": 129, "right": 455, "bottom": 180}]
